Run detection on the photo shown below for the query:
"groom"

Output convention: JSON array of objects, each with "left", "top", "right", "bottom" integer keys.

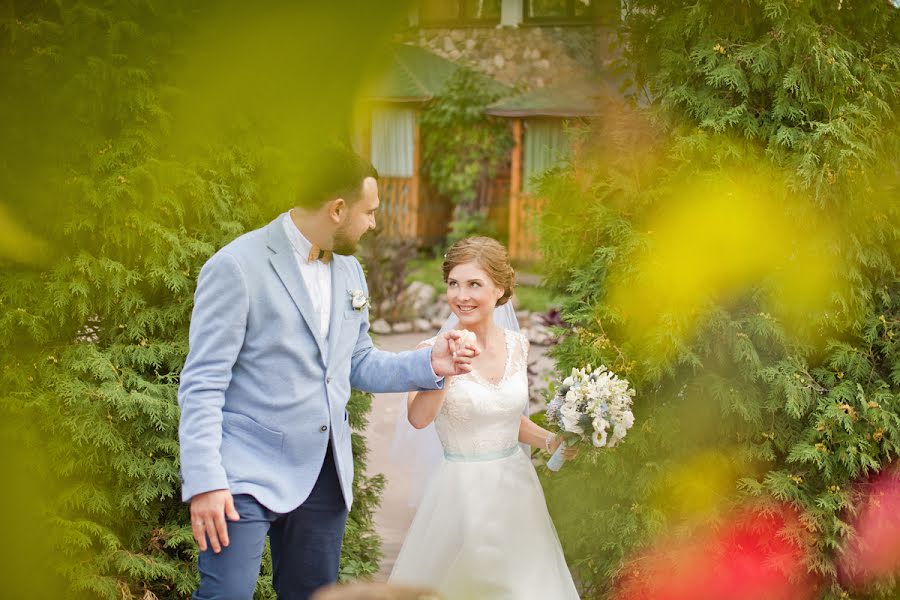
[{"left": 178, "top": 147, "right": 475, "bottom": 600}]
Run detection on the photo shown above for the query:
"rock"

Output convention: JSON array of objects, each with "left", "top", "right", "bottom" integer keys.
[
  {"left": 516, "top": 309, "right": 531, "bottom": 321},
  {"left": 526, "top": 324, "right": 555, "bottom": 346},
  {"left": 497, "top": 66, "right": 513, "bottom": 80},
  {"left": 536, "top": 59, "right": 551, "bottom": 70},
  {"left": 465, "top": 38, "right": 477, "bottom": 51},
  {"left": 392, "top": 321, "right": 414, "bottom": 334},
  {"left": 407, "top": 281, "right": 436, "bottom": 306},
  {"left": 493, "top": 54, "right": 505, "bottom": 69},
  {"left": 405, "top": 283, "right": 437, "bottom": 320},
  {"left": 428, "top": 303, "right": 452, "bottom": 329},
  {"left": 371, "top": 319, "right": 392, "bottom": 335},
  {"left": 423, "top": 303, "right": 439, "bottom": 320},
  {"left": 448, "top": 49, "right": 461, "bottom": 61},
  {"left": 442, "top": 36, "right": 456, "bottom": 54},
  {"left": 529, "top": 312, "right": 545, "bottom": 326},
  {"left": 450, "top": 29, "right": 465, "bottom": 42},
  {"left": 413, "top": 318, "right": 433, "bottom": 333}
]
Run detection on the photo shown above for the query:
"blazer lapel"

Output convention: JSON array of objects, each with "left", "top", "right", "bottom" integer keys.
[{"left": 266, "top": 218, "right": 328, "bottom": 361}]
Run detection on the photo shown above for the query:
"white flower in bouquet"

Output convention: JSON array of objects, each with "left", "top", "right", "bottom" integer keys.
[
  {"left": 591, "top": 427, "right": 608, "bottom": 448},
  {"left": 560, "top": 404, "right": 585, "bottom": 435}
]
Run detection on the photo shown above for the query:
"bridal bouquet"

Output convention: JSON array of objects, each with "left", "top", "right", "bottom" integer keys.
[{"left": 545, "top": 365, "right": 636, "bottom": 471}]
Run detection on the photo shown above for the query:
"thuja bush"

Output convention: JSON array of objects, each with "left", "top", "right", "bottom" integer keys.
[
  {"left": 535, "top": 2, "right": 899, "bottom": 599},
  {"left": 0, "top": 1, "right": 396, "bottom": 596}
]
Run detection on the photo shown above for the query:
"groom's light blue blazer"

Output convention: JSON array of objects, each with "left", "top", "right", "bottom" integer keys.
[{"left": 178, "top": 215, "right": 441, "bottom": 512}]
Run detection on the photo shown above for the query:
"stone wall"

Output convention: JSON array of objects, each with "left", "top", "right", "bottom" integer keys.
[{"left": 395, "top": 25, "right": 618, "bottom": 91}]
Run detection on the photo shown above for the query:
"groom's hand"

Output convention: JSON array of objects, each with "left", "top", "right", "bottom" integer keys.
[
  {"left": 190, "top": 489, "right": 241, "bottom": 553},
  {"left": 431, "top": 330, "right": 480, "bottom": 377}
]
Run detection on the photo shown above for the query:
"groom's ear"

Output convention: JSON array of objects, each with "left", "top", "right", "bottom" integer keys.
[{"left": 326, "top": 198, "right": 347, "bottom": 223}]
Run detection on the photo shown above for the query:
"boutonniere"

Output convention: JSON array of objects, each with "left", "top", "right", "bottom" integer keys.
[{"left": 349, "top": 289, "right": 370, "bottom": 311}]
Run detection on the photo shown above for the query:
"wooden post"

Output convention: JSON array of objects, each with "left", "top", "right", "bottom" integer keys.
[
  {"left": 509, "top": 118, "right": 523, "bottom": 261},
  {"left": 410, "top": 115, "right": 421, "bottom": 240}
]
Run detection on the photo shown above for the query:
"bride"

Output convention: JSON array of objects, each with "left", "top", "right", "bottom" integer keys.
[{"left": 389, "top": 236, "right": 580, "bottom": 599}]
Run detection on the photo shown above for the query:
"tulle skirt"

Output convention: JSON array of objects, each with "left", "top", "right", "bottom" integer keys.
[{"left": 389, "top": 448, "right": 580, "bottom": 600}]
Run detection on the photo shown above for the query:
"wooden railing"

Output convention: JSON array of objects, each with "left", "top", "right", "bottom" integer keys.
[
  {"left": 378, "top": 144, "right": 541, "bottom": 262},
  {"left": 378, "top": 176, "right": 544, "bottom": 261},
  {"left": 378, "top": 176, "right": 417, "bottom": 239}
]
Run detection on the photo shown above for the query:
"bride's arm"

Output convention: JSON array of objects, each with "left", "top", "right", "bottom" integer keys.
[
  {"left": 407, "top": 341, "right": 451, "bottom": 429},
  {"left": 407, "top": 386, "right": 451, "bottom": 429},
  {"left": 514, "top": 333, "right": 575, "bottom": 456},
  {"left": 518, "top": 415, "right": 562, "bottom": 452},
  {"left": 518, "top": 416, "right": 578, "bottom": 457}
]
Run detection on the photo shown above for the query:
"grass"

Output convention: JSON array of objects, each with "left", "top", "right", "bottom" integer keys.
[
  {"left": 405, "top": 255, "right": 445, "bottom": 291},
  {"left": 405, "top": 255, "right": 563, "bottom": 314},
  {"left": 513, "top": 285, "right": 564, "bottom": 314}
]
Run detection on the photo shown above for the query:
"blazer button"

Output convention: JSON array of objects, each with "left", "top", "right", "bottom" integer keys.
[
  {"left": 326, "top": 377, "right": 332, "bottom": 384},
  {"left": 320, "top": 425, "right": 328, "bottom": 432}
]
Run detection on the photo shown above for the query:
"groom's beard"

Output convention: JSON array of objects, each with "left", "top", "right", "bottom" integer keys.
[{"left": 332, "top": 222, "right": 358, "bottom": 255}]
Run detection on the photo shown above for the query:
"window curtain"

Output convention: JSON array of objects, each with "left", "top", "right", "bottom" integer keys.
[
  {"left": 523, "top": 119, "right": 569, "bottom": 194},
  {"left": 370, "top": 107, "right": 415, "bottom": 178}
]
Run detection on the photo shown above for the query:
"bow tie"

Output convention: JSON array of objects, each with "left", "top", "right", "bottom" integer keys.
[{"left": 307, "top": 245, "right": 333, "bottom": 264}]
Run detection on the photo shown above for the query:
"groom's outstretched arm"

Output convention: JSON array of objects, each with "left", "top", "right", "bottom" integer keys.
[
  {"left": 348, "top": 259, "right": 476, "bottom": 393},
  {"left": 178, "top": 251, "right": 247, "bottom": 502},
  {"left": 348, "top": 259, "right": 443, "bottom": 394}
]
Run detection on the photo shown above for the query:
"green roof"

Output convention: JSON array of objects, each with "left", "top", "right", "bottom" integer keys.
[
  {"left": 485, "top": 80, "right": 604, "bottom": 117},
  {"left": 364, "top": 44, "right": 509, "bottom": 102}
]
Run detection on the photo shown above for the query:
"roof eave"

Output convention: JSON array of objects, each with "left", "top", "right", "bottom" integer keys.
[{"left": 485, "top": 109, "right": 596, "bottom": 118}]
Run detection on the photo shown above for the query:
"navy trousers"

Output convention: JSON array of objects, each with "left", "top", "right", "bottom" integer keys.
[{"left": 193, "top": 445, "right": 349, "bottom": 600}]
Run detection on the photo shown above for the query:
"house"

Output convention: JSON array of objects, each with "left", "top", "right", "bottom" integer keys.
[
  {"left": 358, "top": 0, "right": 620, "bottom": 255},
  {"left": 486, "top": 80, "right": 601, "bottom": 262},
  {"left": 356, "top": 44, "right": 508, "bottom": 247}
]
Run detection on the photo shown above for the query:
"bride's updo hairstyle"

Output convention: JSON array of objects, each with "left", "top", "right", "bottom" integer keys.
[{"left": 442, "top": 236, "right": 516, "bottom": 307}]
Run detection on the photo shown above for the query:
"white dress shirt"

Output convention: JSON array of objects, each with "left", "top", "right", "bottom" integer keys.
[{"left": 282, "top": 211, "right": 332, "bottom": 341}]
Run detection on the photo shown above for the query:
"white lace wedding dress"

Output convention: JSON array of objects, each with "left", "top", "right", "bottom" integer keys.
[{"left": 389, "top": 329, "right": 580, "bottom": 599}]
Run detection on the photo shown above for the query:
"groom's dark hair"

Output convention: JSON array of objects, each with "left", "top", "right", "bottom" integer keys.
[{"left": 298, "top": 146, "right": 379, "bottom": 210}]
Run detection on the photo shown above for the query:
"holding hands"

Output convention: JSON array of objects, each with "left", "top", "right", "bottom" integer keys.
[{"left": 430, "top": 329, "right": 480, "bottom": 378}]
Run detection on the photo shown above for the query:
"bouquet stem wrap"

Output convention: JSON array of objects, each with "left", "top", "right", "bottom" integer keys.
[{"left": 547, "top": 439, "right": 568, "bottom": 472}]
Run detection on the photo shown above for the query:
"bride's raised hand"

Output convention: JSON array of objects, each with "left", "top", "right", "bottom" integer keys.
[{"left": 430, "top": 329, "right": 480, "bottom": 377}]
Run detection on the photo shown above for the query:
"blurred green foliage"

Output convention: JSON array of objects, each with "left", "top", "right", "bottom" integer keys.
[
  {"left": 536, "top": 2, "right": 899, "bottom": 599},
  {"left": 0, "top": 0, "right": 409, "bottom": 597}
]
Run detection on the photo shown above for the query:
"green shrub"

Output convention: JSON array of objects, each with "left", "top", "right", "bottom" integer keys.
[
  {"left": 0, "top": 1, "right": 400, "bottom": 596},
  {"left": 536, "top": 2, "right": 899, "bottom": 599},
  {"left": 420, "top": 69, "right": 513, "bottom": 246}
]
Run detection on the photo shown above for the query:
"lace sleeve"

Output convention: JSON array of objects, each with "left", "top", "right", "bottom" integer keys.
[
  {"left": 511, "top": 331, "right": 530, "bottom": 376},
  {"left": 416, "top": 336, "right": 437, "bottom": 351}
]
